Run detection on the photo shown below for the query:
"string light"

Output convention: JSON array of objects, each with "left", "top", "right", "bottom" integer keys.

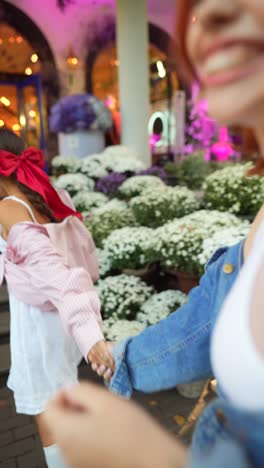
[
  {"left": 25, "top": 67, "right": 32, "bottom": 75},
  {"left": 16, "top": 36, "right": 23, "bottom": 43},
  {"left": 29, "top": 110, "right": 36, "bottom": 118},
  {"left": 31, "top": 53, "right": 38, "bottom": 63},
  {"left": 156, "top": 60, "right": 166, "bottom": 78},
  {"left": 0, "top": 96, "right": 10, "bottom": 106},
  {"left": 12, "top": 124, "right": 21, "bottom": 131},
  {"left": 20, "top": 115, "right": 26, "bottom": 126},
  {"left": 8, "top": 36, "right": 15, "bottom": 44},
  {"left": 0, "top": 39, "right": 3, "bottom": 45},
  {"left": 0, "top": 120, "right": 4, "bottom": 127}
]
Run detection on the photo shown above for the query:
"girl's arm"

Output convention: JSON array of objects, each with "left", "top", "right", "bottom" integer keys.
[{"left": 3, "top": 222, "right": 106, "bottom": 363}]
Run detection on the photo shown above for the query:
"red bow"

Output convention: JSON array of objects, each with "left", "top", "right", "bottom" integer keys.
[{"left": 0, "top": 147, "right": 82, "bottom": 221}]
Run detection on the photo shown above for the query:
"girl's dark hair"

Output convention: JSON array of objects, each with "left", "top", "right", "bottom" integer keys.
[{"left": 0, "top": 128, "right": 57, "bottom": 222}]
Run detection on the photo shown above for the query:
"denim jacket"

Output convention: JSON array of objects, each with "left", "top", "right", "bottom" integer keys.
[{"left": 109, "top": 241, "right": 264, "bottom": 468}]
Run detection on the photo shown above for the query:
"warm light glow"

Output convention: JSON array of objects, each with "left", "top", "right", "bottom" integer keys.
[
  {"left": 0, "top": 120, "right": 5, "bottom": 127},
  {"left": 8, "top": 36, "right": 15, "bottom": 44},
  {"left": 12, "top": 124, "right": 21, "bottom": 132},
  {"left": 66, "top": 47, "right": 79, "bottom": 68},
  {"left": 16, "top": 36, "right": 23, "bottom": 44},
  {"left": 31, "top": 53, "right": 38, "bottom": 63},
  {"left": 25, "top": 67, "right": 32, "bottom": 75},
  {"left": 20, "top": 115, "right": 26, "bottom": 126},
  {"left": 67, "top": 56, "right": 79, "bottom": 67},
  {"left": 29, "top": 110, "right": 36, "bottom": 118},
  {"left": 156, "top": 60, "right": 166, "bottom": 78},
  {"left": 0, "top": 96, "right": 10, "bottom": 106},
  {"left": 0, "top": 38, "right": 3, "bottom": 45}
]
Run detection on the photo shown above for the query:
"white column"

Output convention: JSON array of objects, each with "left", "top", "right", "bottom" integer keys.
[{"left": 116, "top": 0, "right": 151, "bottom": 165}]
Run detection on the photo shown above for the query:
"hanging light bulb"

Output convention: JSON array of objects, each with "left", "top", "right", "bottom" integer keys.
[
  {"left": 0, "top": 120, "right": 5, "bottom": 127},
  {"left": 12, "top": 123, "right": 21, "bottom": 132},
  {"left": 0, "top": 97, "right": 10, "bottom": 106},
  {"left": 31, "top": 53, "right": 38, "bottom": 63},
  {"left": 29, "top": 110, "right": 36, "bottom": 118},
  {"left": 25, "top": 67, "right": 33, "bottom": 75},
  {"left": 66, "top": 47, "right": 79, "bottom": 68}
]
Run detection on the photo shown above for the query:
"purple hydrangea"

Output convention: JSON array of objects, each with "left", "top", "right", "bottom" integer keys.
[
  {"left": 49, "top": 94, "right": 112, "bottom": 133},
  {"left": 137, "top": 166, "right": 168, "bottom": 181},
  {"left": 96, "top": 172, "right": 127, "bottom": 196}
]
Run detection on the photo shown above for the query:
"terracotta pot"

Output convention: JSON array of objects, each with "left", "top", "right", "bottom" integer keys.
[
  {"left": 122, "top": 264, "right": 156, "bottom": 283},
  {"left": 176, "top": 270, "right": 200, "bottom": 294},
  {"left": 162, "top": 268, "right": 199, "bottom": 294}
]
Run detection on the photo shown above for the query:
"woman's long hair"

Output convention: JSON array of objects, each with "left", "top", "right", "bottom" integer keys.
[{"left": 0, "top": 128, "right": 57, "bottom": 222}]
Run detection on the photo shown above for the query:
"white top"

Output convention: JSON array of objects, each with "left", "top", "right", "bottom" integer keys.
[
  {"left": 211, "top": 221, "right": 264, "bottom": 411},
  {"left": 0, "top": 195, "right": 82, "bottom": 415}
]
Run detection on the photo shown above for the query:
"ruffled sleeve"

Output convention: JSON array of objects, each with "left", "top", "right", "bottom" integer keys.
[{"left": 4, "top": 222, "right": 104, "bottom": 359}]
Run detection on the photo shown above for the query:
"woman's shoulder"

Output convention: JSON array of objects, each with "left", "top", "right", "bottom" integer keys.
[{"left": 0, "top": 198, "right": 32, "bottom": 231}]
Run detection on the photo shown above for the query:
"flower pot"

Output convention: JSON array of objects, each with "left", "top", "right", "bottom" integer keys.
[
  {"left": 122, "top": 264, "right": 156, "bottom": 284},
  {"left": 58, "top": 130, "right": 105, "bottom": 159},
  {"left": 177, "top": 380, "right": 207, "bottom": 399},
  {"left": 162, "top": 268, "right": 199, "bottom": 294},
  {"left": 176, "top": 270, "right": 200, "bottom": 294}
]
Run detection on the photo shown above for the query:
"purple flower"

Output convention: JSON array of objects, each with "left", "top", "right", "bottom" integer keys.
[
  {"left": 49, "top": 94, "right": 112, "bottom": 133},
  {"left": 96, "top": 172, "right": 127, "bottom": 195},
  {"left": 137, "top": 166, "right": 167, "bottom": 181}
]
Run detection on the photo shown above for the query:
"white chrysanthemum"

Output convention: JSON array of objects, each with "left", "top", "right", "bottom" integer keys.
[
  {"left": 93, "top": 198, "right": 127, "bottom": 214},
  {"left": 203, "top": 163, "right": 264, "bottom": 216},
  {"left": 119, "top": 175, "right": 165, "bottom": 198},
  {"left": 77, "top": 155, "right": 109, "bottom": 179},
  {"left": 85, "top": 207, "right": 137, "bottom": 247},
  {"left": 101, "top": 146, "right": 147, "bottom": 173},
  {"left": 96, "top": 248, "right": 113, "bottom": 277},
  {"left": 154, "top": 209, "right": 248, "bottom": 275},
  {"left": 103, "top": 226, "right": 156, "bottom": 270},
  {"left": 53, "top": 173, "right": 94, "bottom": 197},
  {"left": 51, "top": 156, "right": 79, "bottom": 175},
  {"left": 131, "top": 186, "right": 198, "bottom": 227},
  {"left": 199, "top": 224, "right": 250, "bottom": 265},
  {"left": 137, "top": 290, "right": 188, "bottom": 326},
  {"left": 72, "top": 192, "right": 108, "bottom": 213},
  {"left": 96, "top": 274, "right": 153, "bottom": 320},
  {"left": 103, "top": 318, "right": 146, "bottom": 341}
]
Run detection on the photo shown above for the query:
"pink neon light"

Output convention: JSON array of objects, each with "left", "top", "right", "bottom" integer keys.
[{"left": 211, "top": 127, "right": 233, "bottom": 161}]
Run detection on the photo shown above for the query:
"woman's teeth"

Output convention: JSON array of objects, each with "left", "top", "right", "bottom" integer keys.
[{"left": 201, "top": 47, "right": 255, "bottom": 75}]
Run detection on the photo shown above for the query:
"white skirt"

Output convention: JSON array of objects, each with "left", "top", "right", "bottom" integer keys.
[{"left": 7, "top": 293, "right": 82, "bottom": 415}]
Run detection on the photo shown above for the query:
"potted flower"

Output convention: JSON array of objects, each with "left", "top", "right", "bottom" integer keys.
[{"left": 49, "top": 94, "right": 113, "bottom": 158}]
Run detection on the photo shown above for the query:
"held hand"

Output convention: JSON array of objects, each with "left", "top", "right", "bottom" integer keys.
[
  {"left": 44, "top": 383, "right": 187, "bottom": 468},
  {"left": 88, "top": 340, "right": 115, "bottom": 380}
]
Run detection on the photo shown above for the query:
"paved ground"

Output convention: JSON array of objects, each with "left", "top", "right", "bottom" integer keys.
[{"left": 0, "top": 366, "right": 202, "bottom": 468}]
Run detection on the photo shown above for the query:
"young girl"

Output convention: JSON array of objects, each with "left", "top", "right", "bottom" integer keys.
[{"left": 0, "top": 128, "right": 114, "bottom": 467}]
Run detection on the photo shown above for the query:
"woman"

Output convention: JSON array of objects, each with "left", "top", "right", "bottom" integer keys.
[
  {"left": 45, "top": 0, "right": 264, "bottom": 467},
  {"left": 0, "top": 129, "right": 114, "bottom": 467}
]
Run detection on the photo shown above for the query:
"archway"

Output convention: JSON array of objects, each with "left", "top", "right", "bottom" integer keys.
[{"left": 0, "top": 1, "right": 59, "bottom": 154}]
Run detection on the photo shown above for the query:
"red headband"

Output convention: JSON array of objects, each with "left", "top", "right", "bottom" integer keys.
[{"left": 0, "top": 147, "right": 82, "bottom": 221}]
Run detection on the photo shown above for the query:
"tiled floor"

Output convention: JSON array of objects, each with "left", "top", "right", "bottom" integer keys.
[{"left": 0, "top": 366, "right": 200, "bottom": 468}]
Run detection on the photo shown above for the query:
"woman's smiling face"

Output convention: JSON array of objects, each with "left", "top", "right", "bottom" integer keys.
[{"left": 185, "top": 0, "right": 264, "bottom": 127}]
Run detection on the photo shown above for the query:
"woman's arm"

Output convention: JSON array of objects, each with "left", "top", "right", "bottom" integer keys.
[
  {"left": 3, "top": 222, "right": 109, "bottom": 364},
  {"left": 109, "top": 242, "right": 243, "bottom": 397}
]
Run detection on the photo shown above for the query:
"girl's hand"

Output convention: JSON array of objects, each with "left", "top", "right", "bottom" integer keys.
[
  {"left": 88, "top": 340, "right": 115, "bottom": 380},
  {"left": 44, "top": 383, "right": 187, "bottom": 468}
]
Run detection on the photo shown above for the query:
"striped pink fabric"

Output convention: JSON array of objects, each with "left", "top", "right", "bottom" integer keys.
[{"left": 0, "top": 221, "right": 104, "bottom": 360}]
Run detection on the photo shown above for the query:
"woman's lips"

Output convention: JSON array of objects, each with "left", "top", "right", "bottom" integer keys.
[{"left": 198, "top": 41, "right": 264, "bottom": 87}]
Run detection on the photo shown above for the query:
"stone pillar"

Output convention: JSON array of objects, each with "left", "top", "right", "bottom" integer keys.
[{"left": 116, "top": 0, "right": 151, "bottom": 165}]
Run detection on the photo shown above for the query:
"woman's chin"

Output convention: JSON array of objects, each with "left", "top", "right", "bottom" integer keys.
[{"left": 206, "top": 91, "right": 264, "bottom": 128}]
